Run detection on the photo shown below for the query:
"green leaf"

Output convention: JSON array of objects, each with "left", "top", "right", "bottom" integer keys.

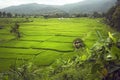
[{"left": 108, "top": 32, "right": 116, "bottom": 43}]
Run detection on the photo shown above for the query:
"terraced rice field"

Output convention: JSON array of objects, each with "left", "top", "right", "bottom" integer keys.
[{"left": 0, "top": 18, "right": 111, "bottom": 72}]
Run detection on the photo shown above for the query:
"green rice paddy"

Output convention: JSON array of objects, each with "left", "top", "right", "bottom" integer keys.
[{"left": 0, "top": 18, "right": 112, "bottom": 72}]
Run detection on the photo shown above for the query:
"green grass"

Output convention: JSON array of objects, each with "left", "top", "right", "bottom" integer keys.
[{"left": 0, "top": 17, "right": 111, "bottom": 72}]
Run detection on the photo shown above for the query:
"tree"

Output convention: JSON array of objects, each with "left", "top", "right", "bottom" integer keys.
[
  {"left": 105, "top": 0, "right": 120, "bottom": 31},
  {"left": 7, "top": 12, "right": 12, "bottom": 18},
  {"left": 75, "top": 14, "right": 81, "bottom": 17},
  {"left": 101, "top": 13, "right": 106, "bottom": 17},
  {"left": 92, "top": 12, "right": 102, "bottom": 18},
  {"left": 112, "top": 6, "right": 120, "bottom": 30},
  {"left": 2, "top": 12, "right": 6, "bottom": 17},
  {"left": 0, "top": 12, "right": 2, "bottom": 17},
  {"left": 106, "top": 6, "right": 116, "bottom": 26},
  {"left": 21, "top": 14, "right": 25, "bottom": 18},
  {"left": 43, "top": 15, "right": 49, "bottom": 19},
  {"left": 116, "top": 0, "right": 120, "bottom": 6},
  {"left": 14, "top": 13, "right": 18, "bottom": 18},
  {"left": 73, "top": 13, "right": 88, "bottom": 18},
  {"left": 83, "top": 13, "right": 88, "bottom": 17}
]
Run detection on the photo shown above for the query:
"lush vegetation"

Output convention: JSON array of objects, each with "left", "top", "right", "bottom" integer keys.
[
  {"left": 0, "top": 18, "right": 107, "bottom": 71},
  {"left": 0, "top": 17, "right": 120, "bottom": 80},
  {"left": 106, "top": 0, "right": 120, "bottom": 31},
  {"left": 0, "top": 1, "right": 120, "bottom": 80}
]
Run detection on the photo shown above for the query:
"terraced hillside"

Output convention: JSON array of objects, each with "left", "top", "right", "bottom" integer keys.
[{"left": 0, "top": 18, "right": 111, "bottom": 72}]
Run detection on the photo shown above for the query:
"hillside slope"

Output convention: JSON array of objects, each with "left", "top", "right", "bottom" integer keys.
[{"left": 0, "top": 0, "right": 117, "bottom": 14}]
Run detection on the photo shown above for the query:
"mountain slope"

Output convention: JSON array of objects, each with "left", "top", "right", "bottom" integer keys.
[
  {"left": 0, "top": 3, "right": 66, "bottom": 15},
  {"left": 0, "top": 0, "right": 117, "bottom": 15},
  {"left": 61, "top": 0, "right": 117, "bottom": 14}
]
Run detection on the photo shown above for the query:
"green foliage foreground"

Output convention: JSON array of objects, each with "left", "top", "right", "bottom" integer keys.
[{"left": 0, "top": 32, "right": 120, "bottom": 80}]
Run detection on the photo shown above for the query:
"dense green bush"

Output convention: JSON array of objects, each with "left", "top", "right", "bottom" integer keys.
[{"left": 106, "top": 0, "right": 120, "bottom": 31}]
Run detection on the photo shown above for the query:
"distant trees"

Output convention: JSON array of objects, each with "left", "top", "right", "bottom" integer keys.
[
  {"left": 92, "top": 12, "right": 102, "bottom": 18},
  {"left": 42, "top": 12, "right": 69, "bottom": 18},
  {"left": 0, "top": 11, "right": 104, "bottom": 18},
  {"left": 7, "top": 12, "right": 12, "bottom": 18},
  {"left": 0, "top": 11, "right": 13, "bottom": 18},
  {"left": 71, "top": 12, "right": 104, "bottom": 18},
  {"left": 106, "top": 0, "right": 120, "bottom": 31},
  {"left": 0, "top": 12, "right": 2, "bottom": 17},
  {"left": 14, "top": 13, "right": 18, "bottom": 17},
  {"left": 0, "top": 11, "right": 21, "bottom": 18},
  {"left": 2, "top": 12, "right": 6, "bottom": 17},
  {"left": 43, "top": 15, "right": 49, "bottom": 19},
  {"left": 71, "top": 13, "right": 88, "bottom": 18}
]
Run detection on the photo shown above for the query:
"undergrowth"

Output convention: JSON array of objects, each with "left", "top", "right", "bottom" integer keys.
[{"left": 0, "top": 32, "right": 120, "bottom": 80}]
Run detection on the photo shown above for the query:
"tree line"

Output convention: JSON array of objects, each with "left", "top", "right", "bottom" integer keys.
[
  {"left": 42, "top": 12, "right": 104, "bottom": 18},
  {"left": 0, "top": 11, "right": 29, "bottom": 18},
  {"left": 0, "top": 11, "right": 13, "bottom": 18},
  {"left": 0, "top": 10, "right": 105, "bottom": 18}
]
